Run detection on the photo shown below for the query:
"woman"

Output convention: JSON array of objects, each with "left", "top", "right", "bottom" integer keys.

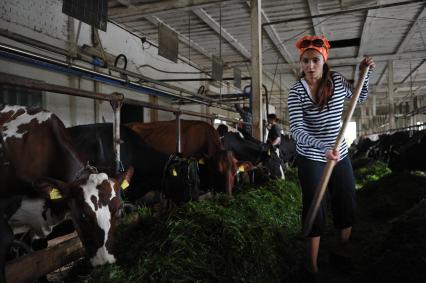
[{"left": 287, "top": 35, "right": 375, "bottom": 274}]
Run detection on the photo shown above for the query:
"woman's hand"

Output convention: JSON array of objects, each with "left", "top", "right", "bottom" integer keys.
[
  {"left": 325, "top": 149, "right": 340, "bottom": 161},
  {"left": 360, "top": 56, "right": 376, "bottom": 72}
]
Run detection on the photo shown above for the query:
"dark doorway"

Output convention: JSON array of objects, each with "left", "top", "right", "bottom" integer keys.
[{"left": 121, "top": 103, "right": 144, "bottom": 123}]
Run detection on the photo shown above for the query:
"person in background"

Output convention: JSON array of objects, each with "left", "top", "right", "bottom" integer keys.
[
  {"left": 287, "top": 35, "right": 375, "bottom": 277},
  {"left": 266, "top": 114, "right": 282, "bottom": 148},
  {"left": 216, "top": 124, "right": 229, "bottom": 138},
  {"left": 235, "top": 104, "right": 252, "bottom": 136}
]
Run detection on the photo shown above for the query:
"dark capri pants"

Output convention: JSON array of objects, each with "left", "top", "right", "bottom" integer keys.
[{"left": 297, "top": 154, "right": 356, "bottom": 237}]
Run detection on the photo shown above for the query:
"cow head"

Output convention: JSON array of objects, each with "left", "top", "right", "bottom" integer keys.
[
  {"left": 34, "top": 167, "right": 133, "bottom": 266},
  {"left": 211, "top": 150, "right": 238, "bottom": 195}
]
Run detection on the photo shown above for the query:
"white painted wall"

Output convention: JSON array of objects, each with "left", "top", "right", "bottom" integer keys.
[{"left": 0, "top": 0, "right": 235, "bottom": 126}]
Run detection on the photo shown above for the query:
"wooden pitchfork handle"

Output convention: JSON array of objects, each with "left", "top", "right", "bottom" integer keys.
[{"left": 303, "top": 66, "right": 370, "bottom": 236}]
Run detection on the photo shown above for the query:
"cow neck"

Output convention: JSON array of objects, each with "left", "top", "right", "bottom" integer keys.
[
  {"left": 50, "top": 116, "right": 87, "bottom": 182},
  {"left": 0, "top": 128, "right": 10, "bottom": 167}
]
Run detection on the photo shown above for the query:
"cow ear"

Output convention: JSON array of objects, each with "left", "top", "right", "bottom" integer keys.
[
  {"left": 115, "top": 166, "right": 134, "bottom": 191},
  {"left": 236, "top": 161, "right": 254, "bottom": 173},
  {"left": 33, "top": 178, "right": 70, "bottom": 201}
]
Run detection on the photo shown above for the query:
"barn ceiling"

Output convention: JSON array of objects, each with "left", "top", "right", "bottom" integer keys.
[{"left": 107, "top": 0, "right": 426, "bottom": 116}]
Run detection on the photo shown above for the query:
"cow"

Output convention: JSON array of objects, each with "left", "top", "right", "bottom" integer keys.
[
  {"left": 218, "top": 130, "right": 279, "bottom": 180},
  {"left": 0, "top": 105, "right": 132, "bottom": 282},
  {"left": 218, "top": 125, "right": 298, "bottom": 180},
  {"left": 278, "top": 134, "right": 297, "bottom": 167},
  {"left": 0, "top": 197, "right": 19, "bottom": 283},
  {"left": 349, "top": 134, "right": 380, "bottom": 160},
  {"left": 350, "top": 130, "right": 426, "bottom": 172},
  {"left": 220, "top": 131, "right": 269, "bottom": 165},
  {"left": 388, "top": 129, "right": 426, "bottom": 172},
  {"left": 68, "top": 123, "right": 197, "bottom": 203},
  {"left": 125, "top": 120, "right": 238, "bottom": 195}
]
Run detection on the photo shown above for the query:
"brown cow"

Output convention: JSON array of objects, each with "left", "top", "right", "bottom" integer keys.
[
  {"left": 125, "top": 120, "right": 238, "bottom": 195},
  {"left": 0, "top": 105, "right": 132, "bottom": 282}
]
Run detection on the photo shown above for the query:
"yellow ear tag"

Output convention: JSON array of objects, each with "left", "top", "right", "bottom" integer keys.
[
  {"left": 172, "top": 168, "right": 178, "bottom": 176},
  {"left": 268, "top": 149, "right": 271, "bottom": 156},
  {"left": 238, "top": 165, "right": 245, "bottom": 173},
  {"left": 121, "top": 180, "right": 130, "bottom": 190},
  {"left": 198, "top": 158, "right": 205, "bottom": 165},
  {"left": 49, "top": 188, "right": 63, "bottom": 200}
]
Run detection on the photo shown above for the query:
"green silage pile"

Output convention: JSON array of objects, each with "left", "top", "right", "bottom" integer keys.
[
  {"left": 352, "top": 158, "right": 392, "bottom": 189},
  {"left": 79, "top": 172, "right": 304, "bottom": 283}
]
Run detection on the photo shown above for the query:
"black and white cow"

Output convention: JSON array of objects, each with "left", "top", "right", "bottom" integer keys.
[
  {"left": 0, "top": 105, "right": 132, "bottom": 282},
  {"left": 68, "top": 123, "right": 172, "bottom": 202}
]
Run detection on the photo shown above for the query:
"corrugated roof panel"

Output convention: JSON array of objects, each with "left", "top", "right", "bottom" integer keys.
[
  {"left": 106, "top": 0, "right": 426, "bottom": 113},
  {"left": 359, "top": 3, "right": 424, "bottom": 55},
  {"left": 403, "top": 30, "right": 426, "bottom": 53},
  {"left": 321, "top": 13, "right": 364, "bottom": 40}
]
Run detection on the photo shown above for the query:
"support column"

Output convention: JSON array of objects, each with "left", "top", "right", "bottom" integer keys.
[
  {"left": 372, "top": 96, "right": 378, "bottom": 131},
  {"left": 372, "top": 95, "right": 377, "bottom": 116},
  {"left": 360, "top": 104, "right": 366, "bottom": 136},
  {"left": 357, "top": 117, "right": 362, "bottom": 137},
  {"left": 388, "top": 60, "right": 396, "bottom": 129},
  {"left": 366, "top": 104, "right": 371, "bottom": 134},
  {"left": 94, "top": 83, "right": 102, "bottom": 123},
  {"left": 251, "top": 0, "right": 263, "bottom": 140},
  {"left": 67, "top": 16, "right": 77, "bottom": 126},
  {"left": 149, "top": 95, "right": 158, "bottom": 122}
]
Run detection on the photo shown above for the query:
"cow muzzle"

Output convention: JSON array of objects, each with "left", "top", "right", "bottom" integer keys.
[{"left": 90, "top": 246, "right": 116, "bottom": 266}]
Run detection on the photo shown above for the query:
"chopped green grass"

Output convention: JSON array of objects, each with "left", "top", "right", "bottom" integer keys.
[
  {"left": 353, "top": 159, "right": 392, "bottom": 189},
  {"left": 76, "top": 175, "right": 303, "bottom": 283}
]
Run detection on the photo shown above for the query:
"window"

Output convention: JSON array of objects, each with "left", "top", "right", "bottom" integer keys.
[{"left": 0, "top": 85, "right": 43, "bottom": 107}]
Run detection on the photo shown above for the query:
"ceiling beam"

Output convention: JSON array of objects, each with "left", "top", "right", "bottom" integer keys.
[
  {"left": 191, "top": 7, "right": 282, "bottom": 91},
  {"left": 307, "top": 0, "right": 324, "bottom": 35},
  {"left": 400, "top": 59, "right": 426, "bottom": 84},
  {"left": 256, "top": 50, "right": 426, "bottom": 70},
  {"left": 192, "top": 8, "right": 251, "bottom": 58},
  {"left": 109, "top": 0, "right": 237, "bottom": 18},
  {"left": 144, "top": 15, "right": 213, "bottom": 63},
  {"left": 374, "top": 81, "right": 426, "bottom": 91},
  {"left": 354, "top": 0, "right": 385, "bottom": 81},
  {"left": 258, "top": 7, "right": 299, "bottom": 79},
  {"left": 376, "top": 4, "right": 426, "bottom": 85},
  {"left": 263, "top": 0, "right": 425, "bottom": 27}
]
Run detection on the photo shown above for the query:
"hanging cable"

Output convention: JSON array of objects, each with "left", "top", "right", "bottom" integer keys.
[
  {"left": 220, "top": 4, "right": 223, "bottom": 100},
  {"left": 279, "top": 73, "right": 283, "bottom": 120},
  {"left": 410, "top": 61, "right": 413, "bottom": 98},
  {"left": 262, "top": 16, "right": 333, "bottom": 54},
  {"left": 188, "top": 14, "right": 191, "bottom": 62},
  {"left": 269, "top": 56, "right": 280, "bottom": 97}
]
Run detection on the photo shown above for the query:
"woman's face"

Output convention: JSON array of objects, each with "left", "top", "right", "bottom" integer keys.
[{"left": 300, "top": 49, "right": 324, "bottom": 80}]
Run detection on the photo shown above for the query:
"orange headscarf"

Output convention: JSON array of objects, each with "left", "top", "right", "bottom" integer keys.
[{"left": 295, "top": 35, "right": 331, "bottom": 62}]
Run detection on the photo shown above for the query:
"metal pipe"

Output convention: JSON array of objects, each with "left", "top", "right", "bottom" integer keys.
[
  {"left": 176, "top": 112, "right": 181, "bottom": 154},
  {"left": 108, "top": 65, "right": 214, "bottom": 100},
  {"left": 0, "top": 71, "right": 242, "bottom": 124},
  {"left": 263, "top": 0, "right": 424, "bottom": 27},
  {"left": 374, "top": 122, "right": 426, "bottom": 134},
  {"left": 0, "top": 72, "right": 115, "bottom": 102},
  {"left": 0, "top": 43, "right": 211, "bottom": 105},
  {"left": 110, "top": 95, "right": 123, "bottom": 174},
  {"left": 0, "top": 29, "right": 65, "bottom": 56},
  {"left": 108, "top": 19, "right": 209, "bottom": 76},
  {"left": 0, "top": 29, "right": 217, "bottom": 102},
  {"left": 206, "top": 93, "right": 249, "bottom": 99},
  {"left": 158, "top": 77, "right": 252, "bottom": 82}
]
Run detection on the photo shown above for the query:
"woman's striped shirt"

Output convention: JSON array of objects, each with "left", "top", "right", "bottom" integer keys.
[{"left": 288, "top": 70, "right": 372, "bottom": 162}]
